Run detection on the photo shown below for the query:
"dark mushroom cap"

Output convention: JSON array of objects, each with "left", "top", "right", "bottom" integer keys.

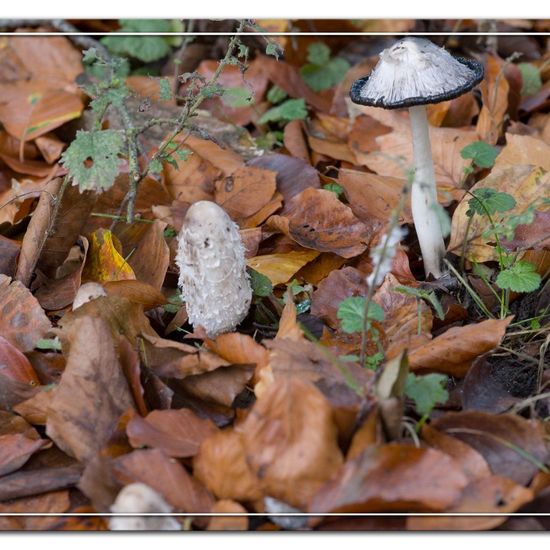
[{"left": 350, "top": 37, "right": 484, "bottom": 110}]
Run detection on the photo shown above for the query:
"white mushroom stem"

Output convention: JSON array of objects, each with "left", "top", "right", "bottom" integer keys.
[{"left": 408, "top": 104, "right": 446, "bottom": 278}]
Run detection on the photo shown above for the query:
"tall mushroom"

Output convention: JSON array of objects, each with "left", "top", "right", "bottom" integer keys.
[
  {"left": 176, "top": 200, "right": 252, "bottom": 337},
  {"left": 350, "top": 37, "right": 483, "bottom": 278}
]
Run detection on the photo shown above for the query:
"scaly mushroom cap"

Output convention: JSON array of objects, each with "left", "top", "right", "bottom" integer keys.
[
  {"left": 350, "top": 37, "right": 484, "bottom": 109},
  {"left": 176, "top": 201, "right": 252, "bottom": 337}
]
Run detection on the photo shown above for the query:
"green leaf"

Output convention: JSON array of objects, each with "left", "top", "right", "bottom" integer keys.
[
  {"left": 61, "top": 130, "right": 124, "bottom": 192},
  {"left": 265, "top": 42, "right": 281, "bottom": 59},
  {"left": 259, "top": 98, "right": 307, "bottom": 124},
  {"left": 200, "top": 84, "right": 224, "bottom": 99},
  {"left": 159, "top": 78, "right": 173, "bottom": 101},
  {"left": 461, "top": 141, "right": 499, "bottom": 168},
  {"left": 82, "top": 48, "right": 98, "bottom": 64},
  {"left": 496, "top": 261, "right": 541, "bottom": 293},
  {"left": 301, "top": 57, "right": 350, "bottom": 92},
  {"left": 337, "top": 296, "right": 385, "bottom": 334},
  {"left": 90, "top": 86, "right": 129, "bottom": 114},
  {"left": 35, "top": 337, "right": 62, "bottom": 352},
  {"left": 518, "top": 63, "right": 542, "bottom": 97},
  {"left": 394, "top": 285, "right": 445, "bottom": 321},
  {"left": 466, "top": 188, "right": 517, "bottom": 218},
  {"left": 405, "top": 373, "right": 449, "bottom": 416},
  {"left": 149, "top": 158, "right": 163, "bottom": 175},
  {"left": 221, "top": 87, "right": 254, "bottom": 108},
  {"left": 323, "top": 182, "right": 344, "bottom": 197},
  {"left": 306, "top": 42, "right": 331, "bottom": 66},
  {"left": 266, "top": 85, "right": 287, "bottom": 104},
  {"left": 249, "top": 268, "right": 273, "bottom": 298}
]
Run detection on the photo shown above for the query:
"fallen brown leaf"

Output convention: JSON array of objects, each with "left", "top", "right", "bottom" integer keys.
[{"left": 207, "top": 500, "right": 249, "bottom": 531}]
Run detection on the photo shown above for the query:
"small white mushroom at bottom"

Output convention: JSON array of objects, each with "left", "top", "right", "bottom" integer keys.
[
  {"left": 109, "top": 483, "right": 181, "bottom": 531},
  {"left": 176, "top": 201, "right": 252, "bottom": 338}
]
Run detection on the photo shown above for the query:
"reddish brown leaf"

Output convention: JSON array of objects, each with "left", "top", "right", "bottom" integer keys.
[
  {"left": 103, "top": 280, "right": 167, "bottom": 310},
  {"left": 126, "top": 409, "right": 218, "bottom": 457},
  {"left": 207, "top": 500, "right": 249, "bottom": 531},
  {"left": 408, "top": 476, "right": 534, "bottom": 531},
  {"left": 193, "top": 428, "right": 263, "bottom": 502},
  {"left": 46, "top": 316, "right": 134, "bottom": 462},
  {"left": 238, "top": 378, "right": 344, "bottom": 509},
  {"left": 432, "top": 411, "right": 550, "bottom": 485},
  {"left": 0, "top": 275, "right": 51, "bottom": 353},
  {"left": 204, "top": 332, "right": 269, "bottom": 368},
  {"left": 0, "top": 236, "right": 20, "bottom": 278},
  {"left": 0, "top": 433, "right": 49, "bottom": 477},
  {"left": 0, "top": 335, "right": 40, "bottom": 385},
  {"left": 283, "top": 119, "right": 310, "bottom": 162},
  {"left": 13, "top": 387, "right": 57, "bottom": 426},
  {"left": 34, "top": 133, "right": 65, "bottom": 163},
  {"left": 112, "top": 449, "right": 214, "bottom": 514},
  {"left": 267, "top": 188, "right": 370, "bottom": 258},
  {"left": 408, "top": 316, "right": 512, "bottom": 377},
  {"left": 309, "top": 443, "right": 468, "bottom": 514}
]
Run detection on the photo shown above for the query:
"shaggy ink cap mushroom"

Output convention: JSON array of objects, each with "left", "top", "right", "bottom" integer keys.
[
  {"left": 349, "top": 38, "right": 484, "bottom": 279},
  {"left": 350, "top": 37, "right": 484, "bottom": 109}
]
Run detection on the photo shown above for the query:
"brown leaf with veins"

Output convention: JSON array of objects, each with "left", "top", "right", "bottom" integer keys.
[
  {"left": 267, "top": 188, "right": 370, "bottom": 258},
  {"left": 0, "top": 275, "right": 51, "bottom": 353},
  {"left": 126, "top": 409, "right": 218, "bottom": 458},
  {"left": 112, "top": 448, "right": 214, "bottom": 514},
  {"left": 432, "top": 411, "right": 549, "bottom": 485},
  {"left": 13, "top": 387, "right": 57, "bottom": 426},
  {"left": 408, "top": 476, "right": 534, "bottom": 531},
  {"left": 215, "top": 165, "right": 277, "bottom": 221},
  {"left": 194, "top": 428, "right": 263, "bottom": 502},
  {"left": 408, "top": 316, "right": 512, "bottom": 377},
  {"left": 309, "top": 443, "right": 468, "bottom": 515},
  {"left": 238, "top": 377, "right": 344, "bottom": 509},
  {"left": 0, "top": 335, "right": 40, "bottom": 385},
  {"left": 46, "top": 316, "right": 134, "bottom": 462},
  {"left": 207, "top": 500, "right": 249, "bottom": 531}
]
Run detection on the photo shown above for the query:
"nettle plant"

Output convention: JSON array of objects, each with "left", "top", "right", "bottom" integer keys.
[
  {"left": 60, "top": 20, "right": 282, "bottom": 221},
  {"left": 458, "top": 140, "right": 544, "bottom": 318}
]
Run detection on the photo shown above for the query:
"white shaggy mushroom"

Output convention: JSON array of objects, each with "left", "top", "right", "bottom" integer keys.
[
  {"left": 350, "top": 37, "right": 484, "bottom": 278},
  {"left": 109, "top": 483, "right": 181, "bottom": 531},
  {"left": 176, "top": 201, "right": 252, "bottom": 337}
]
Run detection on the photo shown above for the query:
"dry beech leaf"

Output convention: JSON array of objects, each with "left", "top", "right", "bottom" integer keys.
[
  {"left": 13, "top": 387, "right": 57, "bottom": 426},
  {"left": 0, "top": 275, "right": 51, "bottom": 353},
  {"left": 194, "top": 428, "right": 263, "bottom": 502},
  {"left": 408, "top": 316, "right": 512, "bottom": 377},
  {"left": 215, "top": 166, "right": 277, "bottom": 220},
  {"left": 207, "top": 500, "right": 249, "bottom": 531},
  {"left": 449, "top": 165, "right": 549, "bottom": 262},
  {"left": 248, "top": 153, "right": 320, "bottom": 212},
  {"left": 112, "top": 448, "right": 214, "bottom": 514},
  {"left": 34, "top": 133, "right": 65, "bottom": 164},
  {"left": 247, "top": 249, "right": 319, "bottom": 286},
  {"left": 238, "top": 377, "right": 344, "bottom": 509},
  {"left": 46, "top": 316, "right": 134, "bottom": 462},
  {"left": 283, "top": 119, "right": 310, "bottom": 162},
  {"left": 0, "top": 335, "right": 40, "bottom": 386},
  {"left": 203, "top": 332, "right": 269, "bottom": 368},
  {"left": 432, "top": 411, "right": 550, "bottom": 486},
  {"left": 495, "top": 133, "right": 550, "bottom": 171},
  {"left": 357, "top": 105, "right": 477, "bottom": 190},
  {"left": 0, "top": 236, "right": 20, "bottom": 278},
  {"left": 421, "top": 423, "right": 492, "bottom": 482},
  {"left": 126, "top": 409, "right": 218, "bottom": 458},
  {"left": 408, "top": 476, "right": 534, "bottom": 531},
  {"left": 477, "top": 55, "right": 510, "bottom": 145},
  {"left": 266, "top": 188, "right": 370, "bottom": 258},
  {"left": 309, "top": 443, "right": 468, "bottom": 514},
  {"left": 103, "top": 280, "right": 167, "bottom": 310}
]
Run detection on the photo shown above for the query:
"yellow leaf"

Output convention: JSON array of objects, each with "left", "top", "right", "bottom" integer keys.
[
  {"left": 84, "top": 229, "right": 135, "bottom": 283},
  {"left": 247, "top": 250, "right": 319, "bottom": 286}
]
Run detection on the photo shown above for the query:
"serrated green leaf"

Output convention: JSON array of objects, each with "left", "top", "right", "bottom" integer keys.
[
  {"left": 266, "top": 85, "right": 287, "bottom": 104},
  {"left": 460, "top": 141, "right": 499, "bottom": 168},
  {"left": 249, "top": 268, "right": 273, "bottom": 297},
  {"left": 518, "top": 63, "right": 542, "bottom": 97},
  {"left": 159, "top": 78, "right": 173, "bottom": 101},
  {"left": 90, "top": 86, "right": 129, "bottom": 114},
  {"left": 496, "top": 261, "right": 541, "bottom": 293},
  {"left": 265, "top": 43, "right": 281, "bottom": 59},
  {"left": 466, "top": 188, "right": 517, "bottom": 218},
  {"left": 259, "top": 98, "right": 307, "bottom": 124},
  {"left": 307, "top": 42, "right": 331, "bottom": 66},
  {"left": 200, "top": 84, "right": 224, "bottom": 99},
  {"left": 61, "top": 130, "right": 124, "bottom": 192},
  {"left": 405, "top": 373, "right": 449, "bottom": 416},
  {"left": 221, "top": 87, "right": 254, "bottom": 108},
  {"left": 323, "top": 182, "right": 344, "bottom": 197},
  {"left": 82, "top": 48, "right": 98, "bottom": 64},
  {"left": 337, "top": 296, "right": 385, "bottom": 334},
  {"left": 301, "top": 57, "right": 350, "bottom": 92}
]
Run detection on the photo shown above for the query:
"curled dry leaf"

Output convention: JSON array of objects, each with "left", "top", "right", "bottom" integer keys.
[
  {"left": 112, "top": 448, "right": 214, "bottom": 514},
  {"left": 432, "top": 411, "right": 550, "bottom": 485},
  {"left": 237, "top": 377, "right": 344, "bottom": 510},
  {"left": 247, "top": 249, "right": 319, "bottom": 286},
  {"left": 13, "top": 387, "right": 57, "bottom": 426},
  {"left": 46, "top": 316, "right": 134, "bottom": 462},
  {"left": 408, "top": 316, "right": 512, "bottom": 377},
  {"left": 203, "top": 332, "right": 269, "bottom": 369},
  {"left": 194, "top": 428, "right": 263, "bottom": 502},
  {"left": 309, "top": 443, "right": 468, "bottom": 514},
  {"left": 0, "top": 335, "right": 40, "bottom": 386},
  {"left": 207, "top": 500, "right": 249, "bottom": 531},
  {"left": 126, "top": 409, "right": 218, "bottom": 458},
  {"left": 449, "top": 165, "right": 549, "bottom": 262},
  {"left": 267, "top": 188, "right": 370, "bottom": 258},
  {"left": 103, "top": 280, "right": 167, "bottom": 310},
  {"left": 215, "top": 165, "right": 278, "bottom": 221},
  {"left": 0, "top": 275, "right": 51, "bottom": 353},
  {"left": 407, "top": 476, "right": 534, "bottom": 531}
]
